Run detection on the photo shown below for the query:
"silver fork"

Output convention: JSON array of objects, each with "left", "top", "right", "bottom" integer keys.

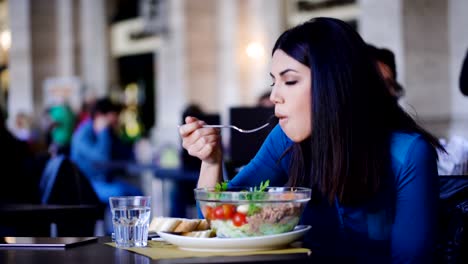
[{"left": 203, "top": 122, "right": 270, "bottom": 133}]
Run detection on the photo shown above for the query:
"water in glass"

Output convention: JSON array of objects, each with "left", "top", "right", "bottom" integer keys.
[{"left": 109, "top": 196, "right": 151, "bottom": 247}]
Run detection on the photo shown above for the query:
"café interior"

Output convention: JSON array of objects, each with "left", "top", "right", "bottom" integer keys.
[{"left": 0, "top": 0, "right": 468, "bottom": 263}]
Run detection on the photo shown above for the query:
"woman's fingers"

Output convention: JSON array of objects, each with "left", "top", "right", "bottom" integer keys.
[
  {"left": 178, "top": 116, "right": 222, "bottom": 162},
  {"left": 185, "top": 116, "right": 199, "bottom": 124},
  {"left": 198, "top": 143, "right": 217, "bottom": 160},
  {"left": 183, "top": 129, "right": 219, "bottom": 151},
  {"left": 187, "top": 134, "right": 220, "bottom": 156},
  {"left": 181, "top": 130, "right": 220, "bottom": 162},
  {"left": 179, "top": 119, "right": 204, "bottom": 137}
]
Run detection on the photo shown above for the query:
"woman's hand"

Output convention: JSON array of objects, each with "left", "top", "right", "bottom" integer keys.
[{"left": 179, "top": 116, "right": 222, "bottom": 165}]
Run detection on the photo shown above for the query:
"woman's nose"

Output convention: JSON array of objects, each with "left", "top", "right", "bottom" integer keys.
[{"left": 270, "top": 88, "right": 283, "bottom": 104}]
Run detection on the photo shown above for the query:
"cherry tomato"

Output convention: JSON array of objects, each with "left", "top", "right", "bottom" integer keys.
[
  {"left": 214, "top": 206, "right": 225, "bottom": 219},
  {"left": 204, "top": 206, "right": 214, "bottom": 220},
  {"left": 222, "top": 204, "right": 236, "bottom": 219},
  {"left": 232, "top": 212, "right": 247, "bottom": 227}
]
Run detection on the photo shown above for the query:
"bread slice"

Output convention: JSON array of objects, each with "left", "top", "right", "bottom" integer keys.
[
  {"left": 149, "top": 217, "right": 210, "bottom": 233},
  {"left": 195, "top": 219, "right": 210, "bottom": 231},
  {"left": 149, "top": 217, "right": 182, "bottom": 232},
  {"left": 181, "top": 229, "right": 214, "bottom": 238},
  {"left": 173, "top": 219, "right": 201, "bottom": 233}
]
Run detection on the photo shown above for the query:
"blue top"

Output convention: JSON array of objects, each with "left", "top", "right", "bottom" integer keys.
[
  {"left": 228, "top": 125, "right": 438, "bottom": 264},
  {"left": 71, "top": 120, "right": 119, "bottom": 182},
  {"left": 71, "top": 120, "right": 140, "bottom": 203}
]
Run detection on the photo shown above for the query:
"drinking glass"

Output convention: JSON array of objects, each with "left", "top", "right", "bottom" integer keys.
[{"left": 109, "top": 196, "right": 151, "bottom": 247}]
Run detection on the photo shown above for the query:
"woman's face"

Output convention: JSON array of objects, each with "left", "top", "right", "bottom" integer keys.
[{"left": 270, "top": 50, "right": 312, "bottom": 142}]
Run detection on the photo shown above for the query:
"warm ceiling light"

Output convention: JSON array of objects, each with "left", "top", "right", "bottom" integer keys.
[
  {"left": 0, "top": 30, "right": 11, "bottom": 51},
  {"left": 245, "top": 42, "right": 264, "bottom": 59}
]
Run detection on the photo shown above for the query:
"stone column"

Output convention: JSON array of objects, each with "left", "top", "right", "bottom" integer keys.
[
  {"left": 7, "top": 0, "right": 33, "bottom": 125},
  {"left": 150, "top": 0, "right": 187, "bottom": 217},
  {"left": 153, "top": 0, "right": 187, "bottom": 149},
  {"left": 79, "top": 0, "right": 108, "bottom": 97},
  {"left": 215, "top": 0, "right": 282, "bottom": 147},
  {"left": 359, "top": 0, "right": 463, "bottom": 138},
  {"left": 245, "top": 0, "right": 282, "bottom": 104},
  {"left": 403, "top": 0, "right": 450, "bottom": 117},
  {"left": 448, "top": 0, "right": 468, "bottom": 136},
  {"left": 402, "top": 0, "right": 452, "bottom": 137},
  {"left": 185, "top": 0, "right": 217, "bottom": 112},
  {"left": 216, "top": 0, "right": 239, "bottom": 147},
  {"left": 30, "top": 0, "right": 59, "bottom": 114},
  {"left": 57, "top": 0, "right": 74, "bottom": 77},
  {"left": 359, "top": 0, "right": 405, "bottom": 86}
]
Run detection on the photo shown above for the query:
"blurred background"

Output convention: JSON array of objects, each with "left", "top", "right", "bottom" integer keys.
[
  {"left": 1, "top": 0, "right": 468, "bottom": 234},
  {"left": 1, "top": 0, "right": 468, "bottom": 148}
]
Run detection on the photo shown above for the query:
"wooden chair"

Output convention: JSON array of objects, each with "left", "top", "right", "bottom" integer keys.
[{"left": 37, "top": 155, "right": 104, "bottom": 236}]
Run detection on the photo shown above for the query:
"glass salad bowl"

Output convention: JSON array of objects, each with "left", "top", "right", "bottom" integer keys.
[{"left": 194, "top": 185, "right": 311, "bottom": 238}]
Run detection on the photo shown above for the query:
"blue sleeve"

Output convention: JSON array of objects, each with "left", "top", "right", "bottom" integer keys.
[
  {"left": 391, "top": 136, "right": 439, "bottom": 264},
  {"left": 72, "top": 126, "right": 113, "bottom": 162},
  {"left": 228, "top": 125, "right": 293, "bottom": 188}
]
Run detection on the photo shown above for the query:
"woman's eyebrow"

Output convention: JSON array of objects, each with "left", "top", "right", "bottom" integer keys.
[
  {"left": 270, "top": 69, "right": 298, "bottom": 78},
  {"left": 279, "top": 69, "right": 298, "bottom": 76}
]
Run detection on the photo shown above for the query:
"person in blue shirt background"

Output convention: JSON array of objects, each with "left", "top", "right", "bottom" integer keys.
[
  {"left": 71, "top": 97, "right": 142, "bottom": 203},
  {"left": 179, "top": 17, "right": 444, "bottom": 263}
]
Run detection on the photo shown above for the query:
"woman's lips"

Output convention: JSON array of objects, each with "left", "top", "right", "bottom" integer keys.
[{"left": 276, "top": 114, "right": 287, "bottom": 124}]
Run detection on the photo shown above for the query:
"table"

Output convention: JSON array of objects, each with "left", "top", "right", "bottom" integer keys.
[
  {"left": 0, "top": 204, "right": 102, "bottom": 236},
  {"left": 0, "top": 237, "right": 314, "bottom": 264}
]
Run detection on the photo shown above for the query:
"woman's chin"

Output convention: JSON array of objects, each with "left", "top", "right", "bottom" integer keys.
[{"left": 281, "top": 122, "right": 311, "bottom": 142}]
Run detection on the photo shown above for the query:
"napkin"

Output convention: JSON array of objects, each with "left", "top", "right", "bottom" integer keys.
[{"left": 106, "top": 241, "right": 311, "bottom": 260}]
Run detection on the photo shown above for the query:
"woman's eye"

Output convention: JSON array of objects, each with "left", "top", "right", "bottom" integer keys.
[{"left": 285, "top": 81, "right": 298, "bottom": 85}]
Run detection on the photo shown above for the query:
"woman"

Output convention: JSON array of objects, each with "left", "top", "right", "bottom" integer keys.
[{"left": 179, "top": 17, "right": 443, "bottom": 263}]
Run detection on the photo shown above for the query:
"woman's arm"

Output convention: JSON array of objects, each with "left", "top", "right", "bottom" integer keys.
[
  {"left": 179, "top": 116, "right": 223, "bottom": 188},
  {"left": 391, "top": 136, "right": 439, "bottom": 264},
  {"left": 198, "top": 160, "right": 223, "bottom": 188}
]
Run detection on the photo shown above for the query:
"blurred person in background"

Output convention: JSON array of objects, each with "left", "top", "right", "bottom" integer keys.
[
  {"left": 0, "top": 107, "right": 39, "bottom": 204},
  {"left": 367, "top": 44, "right": 405, "bottom": 100},
  {"left": 76, "top": 94, "right": 96, "bottom": 130},
  {"left": 11, "top": 112, "right": 34, "bottom": 143},
  {"left": 10, "top": 111, "right": 44, "bottom": 157},
  {"left": 70, "top": 97, "right": 142, "bottom": 204},
  {"left": 47, "top": 104, "right": 76, "bottom": 155},
  {"left": 180, "top": 17, "right": 444, "bottom": 263},
  {"left": 460, "top": 49, "right": 468, "bottom": 96}
]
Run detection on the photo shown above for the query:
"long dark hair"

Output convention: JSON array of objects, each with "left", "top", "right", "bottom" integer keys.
[{"left": 273, "top": 17, "right": 443, "bottom": 205}]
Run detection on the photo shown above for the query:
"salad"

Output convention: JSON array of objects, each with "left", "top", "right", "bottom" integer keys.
[{"left": 195, "top": 181, "right": 311, "bottom": 238}]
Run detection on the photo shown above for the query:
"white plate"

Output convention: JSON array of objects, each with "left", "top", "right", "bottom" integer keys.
[{"left": 157, "top": 225, "right": 311, "bottom": 252}]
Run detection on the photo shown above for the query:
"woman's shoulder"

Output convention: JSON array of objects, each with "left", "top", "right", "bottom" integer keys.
[
  {"left": 390, "top": 131, "right": 434, "bottom": 161},
  {"left": 389, "top": 131, "right": 437, "bottom": 176}
]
